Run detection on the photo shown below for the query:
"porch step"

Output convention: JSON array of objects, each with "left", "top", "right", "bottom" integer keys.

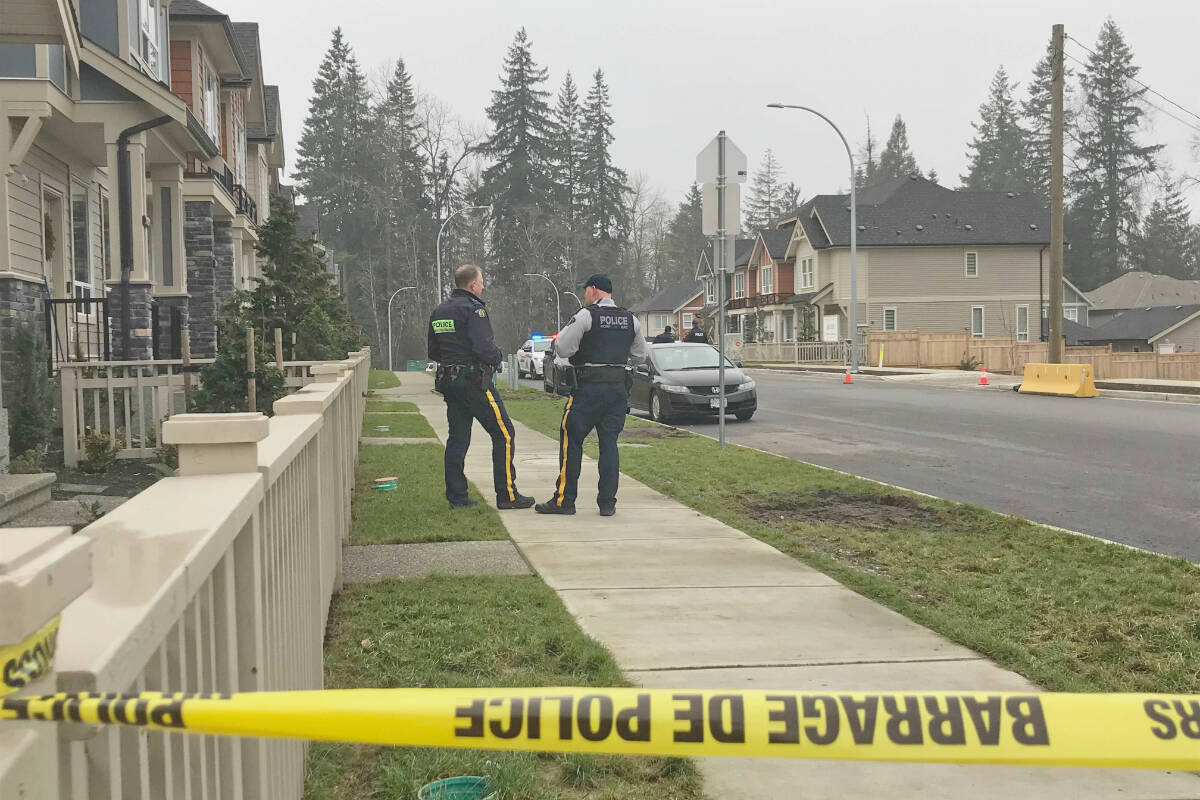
[{"left": 0, "top": 473, "right": 57, "bottom": 525}]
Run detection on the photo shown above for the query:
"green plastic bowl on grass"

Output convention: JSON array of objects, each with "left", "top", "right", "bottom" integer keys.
[{"left": 417, "top": 776, "right": 495, "bottom": 800}]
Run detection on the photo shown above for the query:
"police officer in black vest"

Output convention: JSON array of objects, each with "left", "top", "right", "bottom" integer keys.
[
  {"left": 536, "top": 274, "right": 650, "bottom": 516},
  {"left": 683, "top": 317, "right": 710, "bottom": 343},
  {"left": 428, "top": 264, "right": 534, "bottom": 510}
]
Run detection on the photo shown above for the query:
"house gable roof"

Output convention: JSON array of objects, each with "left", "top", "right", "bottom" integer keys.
[
  {"left": 630, "top": 276, "right": 704, "bottom": 314},
  {"left": 760, "top": 229, "right": 791, "bottom": 260},
  {"left": 695, "top": 237, "right": 756, "bottom": 278},
  {"left": 1084, "top": 304, "right": 1200, "bottom": 343},
  {"left": 1085, "top": 271, "right": 1200, "bottom": 310},
  {"left": 169, "top": 1, "right": 248, "bottom": 76},
  {"left": 795, "top": 175, "right": 1051, "bottom": 248},
  {"left": 1040, "top": 317, "right": 1094, "bottom": 347}
]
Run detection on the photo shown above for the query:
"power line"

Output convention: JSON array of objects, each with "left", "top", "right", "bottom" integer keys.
[
  {"left": 1062, "top": 51, "right": 1200, "bottom": 135},
  {"left": 1066, "top": 33, "right": 1200, "bottom": 126}
]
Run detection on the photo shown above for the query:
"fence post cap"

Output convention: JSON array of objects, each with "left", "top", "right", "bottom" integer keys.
[
  {"left": 162, "top": 412, "right": 270, "bottom": 445},
  {"left": 0, "top": 526, "right": 91, "bottom": 645},
  {"left": 309, "top": 363, "right": 346, "bottom": 376}
]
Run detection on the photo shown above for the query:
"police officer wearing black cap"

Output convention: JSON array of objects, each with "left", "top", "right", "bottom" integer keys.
[
  {"left": 536, "top": 274, "right": 650, "bottom": 516},
  {"left": 683, "top": 317, "right": 709, "bottom": 343},
  {"left": 428, "top": 264, "right": 534, "bottom": 510}
]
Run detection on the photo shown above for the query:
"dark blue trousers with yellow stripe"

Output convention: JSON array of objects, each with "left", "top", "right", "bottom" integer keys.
[
  {"left": 442, "top": 382, "right": 518, "bottom": 505},
  {"left": 551, "top": 381, "right": 628, "bottom": 509}
]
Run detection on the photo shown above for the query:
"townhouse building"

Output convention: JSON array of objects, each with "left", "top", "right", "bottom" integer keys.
[
  {"left": 0, "top": 0, "right": 285, "bottom": 412},
  {"left": 697, "top": 176, "right": 1089, "bottom": 345}
]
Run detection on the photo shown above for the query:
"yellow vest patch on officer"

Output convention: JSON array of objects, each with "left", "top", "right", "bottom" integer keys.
[{"left": 432, "top": 319, "right": 456, "bottom": 333}]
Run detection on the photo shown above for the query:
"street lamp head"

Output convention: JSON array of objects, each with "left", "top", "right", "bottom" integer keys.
[{"left": 766, "top": 103, "right": 785, "bottom": 108}]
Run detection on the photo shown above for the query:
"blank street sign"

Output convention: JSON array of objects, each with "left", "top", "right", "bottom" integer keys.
[
  {"left": 702, "top": 183, "right": 741, "bottom": 236},
  {"left": 695, "top": 135, "right": 748, "bottom": 185}
]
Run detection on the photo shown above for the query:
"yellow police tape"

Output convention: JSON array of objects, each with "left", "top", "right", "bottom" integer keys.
[
  {"left": 3, "top": 687, "right": 1200, "bottom": 769},
  {"left": 0, "top": 615, "right": 60, "bottom": 697}
]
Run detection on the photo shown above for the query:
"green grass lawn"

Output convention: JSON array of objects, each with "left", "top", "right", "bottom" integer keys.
[
  {"left": 304, "top": 577, "right": 704, "bottom": 800},
  {"left": 365, "top": 400, "right": 419, "bottom": 413},
  {"left": 368, "top": 369, "right": 402, "bottom": 390},
  {"left": 352, "top": 444, "right": 508, "bottom": 544},
  {"left": 362, "top": 411, "right": 436, "bottom": 439},
  {"left": 500, "top": 389, "right": 1200, "bottom": 695}
]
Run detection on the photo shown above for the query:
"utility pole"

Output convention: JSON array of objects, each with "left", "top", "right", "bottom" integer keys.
[
  {"left": 1048, "top": 23, "right": 1065, "bottom": 363},
  {"left": 716, "top": 131, "right": 728, "bottom": 448}
]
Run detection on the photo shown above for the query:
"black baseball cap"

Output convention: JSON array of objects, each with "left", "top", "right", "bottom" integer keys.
[{"left": 582, "top": 274, "right": 613, "bottom": 293}]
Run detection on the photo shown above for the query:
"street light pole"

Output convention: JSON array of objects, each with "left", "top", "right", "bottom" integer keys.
[
  {"left": 563, "top": 291, "right": 583, "bottom": 311},
  {"left": 767, "top": 103, "right": 859, "bottom": 373},
  {"left": 523, "top": 272, "right": 561, "bottom": 331},
  {"left": 386, "top": 285, "right": 416, "bottom": 372},
  {"left": 436, "top": 205, "right": 490, "bottom": 302}
]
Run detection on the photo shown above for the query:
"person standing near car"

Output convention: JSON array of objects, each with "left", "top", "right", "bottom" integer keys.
[
  {"left": 428, "top": 264, "right": 534, "bottom": 510},
  {"left": 536, "top": 274, "right": 650, "bottom": 517},
  {"left": 652, "top": 324, "right": 675, "bottom": 344},
  {"left": 682, "top": 317, "right": 709, "bottom": 343}
]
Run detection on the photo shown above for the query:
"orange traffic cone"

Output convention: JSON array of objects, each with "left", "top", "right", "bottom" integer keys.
[
  {"left": 843, "top": 369, "right": 853, "bottom": 385},
  {"left": 979, "top": 367, "right": 989, "bottom": 386}
]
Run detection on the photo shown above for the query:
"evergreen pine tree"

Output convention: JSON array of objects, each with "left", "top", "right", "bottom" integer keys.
[
  {"left": 375, "top": 59, "right": 425, "bottom": 212},
  {"left": 962, "top": 66, "right": 1029, "bottom": 190},
  {"left": 477, "top": 28, "right": 554, "bottom": 284},
  {"left": 664, "top": 184, "right": 705, "bottom": 284},
  {"left": 1020, "top": 41, "right": 1074, "bottom": 199},
  {"left": 578, "top": 69, "right": 630, "bottom": 253},
  {"left": 1069, "top": 18, "right": 1163, "bottom": 288},
  {"left": 292, "top": 29, "right": 367, "bottom": 250},
  {"left": 1135, "top": 176, "right": 1200, "bottom": 279},
  {"left": 877, "top": 115, "right": 920, "bottom": 181},
  {"left": 744, "top": 149, "right": 786, "bottom": 231},
  {"left": 549, "top": 72, "right": 583, "bottom": 226},
  {"left": 780, "top": 181, "right": 803, "bottom": 213},
  {"left": 927, "top": 168, "right": 939, "bottom": 183}
]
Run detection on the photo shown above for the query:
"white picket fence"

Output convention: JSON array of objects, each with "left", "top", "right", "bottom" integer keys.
[
  {"left": 741, "top": 340, "right": 866, "bottom": 364},
  {"left": 60, "top": 359, "right": 323, "bottom": 468},
  {"left": 0, "top": 349, "right": 370, "bottom": 800}
]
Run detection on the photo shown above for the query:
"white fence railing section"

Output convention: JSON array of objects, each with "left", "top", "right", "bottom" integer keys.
[
  {"left": 61, "top": 359, "right": 323, "bottom": 468},
  {"left": 0, "top": 348, "right": 370, "bottom": 800}
]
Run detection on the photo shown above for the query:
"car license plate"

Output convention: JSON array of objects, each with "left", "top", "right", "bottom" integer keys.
[{"left": 709, "top": 397, "right": 726, "bottom": 409}]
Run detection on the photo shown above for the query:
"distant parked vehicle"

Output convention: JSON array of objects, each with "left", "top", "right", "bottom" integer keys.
[
  {"left": 517, "top": 336, "right": 553, "bottom": 378},
  {"left": 628, "top": 343, "right": 756, "bottom": 423}
]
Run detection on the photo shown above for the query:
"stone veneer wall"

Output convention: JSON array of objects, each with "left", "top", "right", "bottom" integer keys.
[
  {"left": 108, "top": 284, "right": 153, "bottom": 360},
  {"left": 213, "top": 220, "right": 234, "bottom": 313},
  {"left": 0, "top": 276, "right": 45, "bottom": 410},
  {"left": 153, "top": 295, "right": 189, "bottom": 359},
  {"left": 185, "top": 201, "right": 217, "bottom": 357}
]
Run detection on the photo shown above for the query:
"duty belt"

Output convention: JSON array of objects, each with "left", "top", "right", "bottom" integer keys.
[{"left": 576, "top": 365, "right": 627, "bottom": 383}]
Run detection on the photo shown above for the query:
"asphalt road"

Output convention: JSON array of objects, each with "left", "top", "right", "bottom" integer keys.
[
  {"left": 516, "top": 369, "right": 1200, "bottom": 560},
  {"left": 658, "top": 370, "right": 1200, "bottom": 562}
]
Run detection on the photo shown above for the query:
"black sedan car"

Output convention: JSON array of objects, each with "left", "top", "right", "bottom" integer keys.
[{"left": 629, "top": 343, "right": 756, "bottom": 423}]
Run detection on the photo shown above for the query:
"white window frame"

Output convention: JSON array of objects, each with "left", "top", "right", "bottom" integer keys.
[
  {"left": 234, "top": 115, "right": 247, "bottom": 186},
  {"left": 100, "top": 190, "right": 112, "bottom": 281},
  {"left": 705, "top": 279, "right": 715, "bottom": 305},
  {"left": 681, "top": 311, "right": 694, "bottom": 330},
  {"left": 965, "top": 251, "right": 979, "bottom": 278},
  {"left": 653, "top": 313, "right": 669, "bottom": 331},
  {"left": 202, "top": 55, "right": 220, "bottom": 143},
  {"left": 761, "top": 264, "right": 773, "bottom": 295},
  {"left": 971, "top": 305, "right": 985, "bottom": 339},
  {"left": 781, "top": 311, "right": 795, "bottom": 342},
  {"left": 1064, "top": 306, "right": 1079, "bottom": 322},
  {"left": 70, "top": 182, "right": 95, "bottom": 318},
  {"left": 734, "top": 272, "right": 745, "bottom": 299},
  {"left": 761, "top": 312, "right": 776, "bottom": 342},
  {"left": 883, "top": 306, "right": 898, "bottom": 332},
  {"left": 726, "top": 314, "right": 741, "bottom": 334},
  {"left": 130, "top": 0, "right": 162, "bottom": 80},
  {"left": 1016, "top": 304, "right": 1029, "bottom": 342},
  {"left": 800, "top": 257, "right": 814, "bottom": 289}
]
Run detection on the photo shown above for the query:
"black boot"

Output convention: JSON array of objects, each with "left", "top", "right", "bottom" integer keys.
[
  {"left": 497, "top": 493, "right": 535, "bottom": 510},
  {"left": 535, "top": 500, "right": 576, "bottom": 515}
]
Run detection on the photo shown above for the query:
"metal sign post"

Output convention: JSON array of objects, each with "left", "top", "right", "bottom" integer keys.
[{"left": 698, "top": 131, "right": 745, "bottom": 448}]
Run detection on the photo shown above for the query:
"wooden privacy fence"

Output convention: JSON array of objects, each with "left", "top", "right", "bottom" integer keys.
[
  {"left": 0, "top": 348, "right": 370, "bottom": 800},
  {"left": 61, "top": 359, "right": 324, "bottom": 468}
]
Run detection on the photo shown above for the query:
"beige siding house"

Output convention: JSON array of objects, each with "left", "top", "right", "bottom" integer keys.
[{"left": 757, "top": 176, "right": 1088, "bottom": 344}]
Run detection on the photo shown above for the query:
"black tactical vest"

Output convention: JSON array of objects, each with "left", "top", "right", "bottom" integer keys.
[{"left": 570, "top": 304, "right": 636, "bottom": 366}]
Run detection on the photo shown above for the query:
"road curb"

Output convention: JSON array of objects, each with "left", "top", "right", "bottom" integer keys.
[{"left": 1097, "top": 389, "right": 1200, "bottom": 404}]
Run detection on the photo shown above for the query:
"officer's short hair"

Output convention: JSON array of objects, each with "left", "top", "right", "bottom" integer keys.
[{"left": 455, "top": 264, "right": 482, "bottom": 288}]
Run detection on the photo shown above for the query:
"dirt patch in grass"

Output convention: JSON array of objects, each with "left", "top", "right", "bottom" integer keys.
[
  {"left": 745, "top": 489, "right": 971, "bottom": 532},
  {"left": 619, "top": 426, "right": 691, "bottom": 441}
]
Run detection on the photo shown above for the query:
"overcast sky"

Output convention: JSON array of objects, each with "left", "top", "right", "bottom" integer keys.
[{"left": 233, "top": 0, "right": 1199, "bottom": 216}]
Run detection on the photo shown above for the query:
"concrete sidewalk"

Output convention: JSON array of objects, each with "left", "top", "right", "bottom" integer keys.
[{"left": 389, "top": 372, "right": 1200, "bottom": 799}]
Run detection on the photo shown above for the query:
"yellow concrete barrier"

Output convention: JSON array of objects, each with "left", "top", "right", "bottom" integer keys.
[{"left": 1019, "top": 363, "right": 1099, "bottom": 398}]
